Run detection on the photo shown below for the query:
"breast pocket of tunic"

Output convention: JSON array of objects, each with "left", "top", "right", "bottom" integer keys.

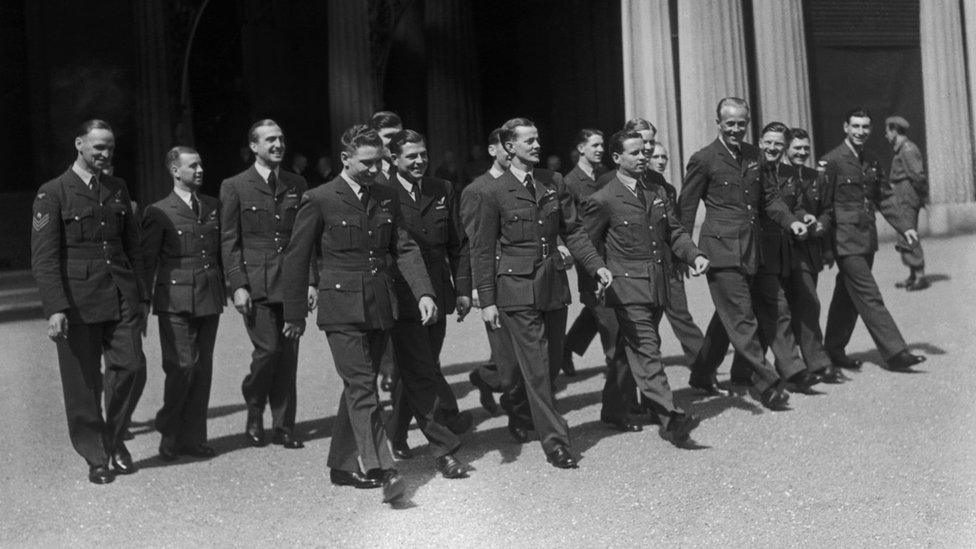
[
  {"left": 709, "top": 177, "right": 741, "bottom": 202},
  {"left": 502, "top": 207, "right": 536, "bottom": 242},
  {"left": 62, "top": 207, "right": 95, "bottom": 243},
  {"left": 280, "top": 196, "right": 300, "bottom": 229},
  {"left": 241, "top": 201, "right": 271, "bottom": 233},
  {"left": 327, "top": 217, "right": 362, "bottom": 251}
]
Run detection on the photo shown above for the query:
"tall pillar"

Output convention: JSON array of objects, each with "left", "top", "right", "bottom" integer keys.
[
  {"left": 424, "top": 0, "right": 483, "bottom": 173},
  {"left": 621, "top": 0, "right": 682, "bottom": 187},
  {"left": 676, "top": 0, "right": 751, "bottom": 171},
  {"left": 133, "top": 0, "right": 174, "bottom": 205},
  {"left": 920, "top": 0, "right": 976, "bottom": 233},
  {"left": 752, "top": 0, "right": 814, "bottom": 160},
  {"left": 327, "top": 1, "right": 376, "bottom": 153}
]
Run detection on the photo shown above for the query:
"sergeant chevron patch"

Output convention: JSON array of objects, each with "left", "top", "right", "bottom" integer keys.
[{"left": 32, "top": 212, "right": 50, "bottom": 231}]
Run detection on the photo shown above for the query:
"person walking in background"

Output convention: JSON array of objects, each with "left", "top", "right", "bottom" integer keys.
[{"left": 885, "top": 116, "right": 929, "bottom": 292}]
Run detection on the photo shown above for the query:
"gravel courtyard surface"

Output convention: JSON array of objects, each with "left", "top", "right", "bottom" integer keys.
[{"left": 2, "top": 234, "right": 974, "bottom": 547}]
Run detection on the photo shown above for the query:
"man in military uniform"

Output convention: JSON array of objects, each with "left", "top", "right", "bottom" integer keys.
[
  {"left": 282, "top": 124, "right": 438, "bottom": 503},
  {"left": 821, "top": 108, "right": 926, "bottom": 371},
  {"left": 220, "top": 119, "right": 313, "bottom": 449},
  {"left": 884, "top": 116, "right": 929, "bottom": 291},
  {"left": 678, "top": 98, "right": 808, "bottom": 410},
  {"left": 31, "top": 119, "right": 148, "bottom": 484},
  {"left": 470, "top": 117, "right": 612, "bottom": 469},
  {"left": 380, "top": 129, "right": 472, "bottom": 477},
  {"left": 583, "top": 130, "right": 710, "bottom": 446},
  {"left": 141, "top": 146, "right": 224, "bottom": 461}
]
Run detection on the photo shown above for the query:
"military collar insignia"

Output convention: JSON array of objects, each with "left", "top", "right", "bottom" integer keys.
[
  {"left": 746, "top": 161, "right": 759, "bottom": 170},
  {"left": 381, "top": 199, "right": 392, "bottom": 206},
  {"left": 652, "top": 198, "right": 665, "bottom": 206},
  {"left": 437, "top": 196, "right": 447, "bottom": 205}
]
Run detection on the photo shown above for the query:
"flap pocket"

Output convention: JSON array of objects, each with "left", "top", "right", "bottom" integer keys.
[
  {"left": 700, "top": 220, "right": 740, "bottom": 238},
  {"left": 504, "top": 207, "right": 536, "bottom": 224},
  {"left": 66, "top": 262, "right": 88, "bottom": 280},
  {"left": 319, "top": 270, "right": 364, "bottom": 292},
  {"left": 62, "top": 207, "right": 94, "bottom": 222},
  {"left": 607, "top": 258, "right": 650, "bottom": 279},
  {"left": 497, "top": 255, "right": 536, "bottom": 276},
  {"left": 242, "top": 201, "right": 269, "bottom": 212},
  {"left": 159, "top": 268, "right": 194, "bottom": 286}
]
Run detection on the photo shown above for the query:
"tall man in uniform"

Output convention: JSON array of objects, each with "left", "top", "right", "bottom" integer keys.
[
  {"left": 678, "top": 98, "right": 808, "bottom": 410},
  {"left": 31, "top": 119, "right": 148, "bottom": 484},
  {"left": 583, "top": 130, "right": 711, "bottom": 445},
  {"left": 821, "top": 108, "right": 926, "bottom": 371},
  {"left": 282, "top": 124, "right": 440, "bottom": 503},
  {"left": 380, "top": 129, "right": 472, "bottom": 477},
  {"left": 470, "top": 117, "right": 612, "bottom": 469},
  {"left": 884, "top": 116, "right": 929, "bottom": 291},
  {"left": 220, "top": 119, "right": 312, "bottom": 449},
  {"left": 141, "top": 146, "right": 224, "bottom": 461}
]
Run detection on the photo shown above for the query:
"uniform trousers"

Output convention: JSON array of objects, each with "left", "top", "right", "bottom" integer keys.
[
  {"left": 784, "top": 269, "right": 832, "bottom": 372},
  {"left": 892, "top": 181, "right": 925, "bottom": 270},
  {"left": 155, "top": 313, "right": 219, "bottom": 446},
  {"left": 612, "top": 306, "right": 679, "bottom": 426},
  {"left": 499, "top": 307, "right": 569, "bottom": 451},
  {"left": 690, "top": 268, "right": 780, "bottom": 392},
  {"left": 325, "top": 328, "right": 395, "bottom": 473},
  {"left": 726, "top": 273, "right": 805, "bottom": 382},
  {"left": 241, "top": 300, "right": 298, "bottom": 434},
  {"left": 824, "top": 254, "right": 908, "bottom": 361},
  {"left": 572, "top": 295, "right": 638, "bottom": 421},
  {"left": 55, "top": 294, "right": 145, "bottom": 466},
  {"left": 385, "top": 318, "right": 461, "bottom": 457}
]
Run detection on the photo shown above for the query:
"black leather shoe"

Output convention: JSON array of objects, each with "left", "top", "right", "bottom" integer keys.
[
  {"left": 887, "top": 350, "right": 926, "bottom": 371},
  {"left": 544, "top": 444, "right": 578, "bottom": 469},
  {"left": 110, "top": 444, "right": 136, "bottom": 475},
  {"left": 906, "top": 277, "right": 930, "bottom": 291},
  {"left": 245, "top": 410, "right": 265, "bottom": 447},
  {"left": 271, "top": 431, "right": 304, "bottom": 449},
  {"left": 435, "top": 454, "right": 469, "bottom": 479},
  {"left": 159, "top": 435, "right": 179, "bottom": 462},
  {"left": 689, "top": 375, "right": 725, "bottom": 396},
  {"left": 469, "top": 371, "right": 498, "bottom": 414},
  {"left": 391, "top": 440, "right": 413, "bottom": 460},
  {"left": 786, "top": 371, "right": 823, "bottom": 394},
  {"left": 178, "top": 444, "right": 216, "bottom": 458},
  {"left": 330, "top": 469, "right": 382, "bottom": 489},
  {"left": 600, "top": 414, "right": 643, "bottom": 432},
  {"left": 446, "top": 410, "right": 473, "bottom": 434},
  {"left": 831, "top": 355, "right": 863, "bottom": 371},
  {"left": 507, "top": 422, "right": 531, "bottom": 443},
  {"left": 758, "top": 386, "right": 790, "bottom": 411},
  {"left": 561, "top": 350, "right": 576, "bottom": 377},
  {"left": 895, "top": 276, "right": 915, "bottom": 289},
  {"left": 122, "top": 427, "right": 135, "bottom": 441},
  {"left": 381, "top": 470, "right": 406, "bottom": 503},
  {"left": 380, "top": 374, "right": 393, "bottom": 392},
  {"left": 88, "top": 464, "right": 114, "bottom": 485},
  {"left": 660, "top": 412, "right": 701, "bottom": 447}
]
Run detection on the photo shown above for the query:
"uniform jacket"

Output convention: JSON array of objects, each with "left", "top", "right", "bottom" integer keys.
[
  {"left": 564, "top": 164, "right": 608, "bottom": 203},
  {"left": 382, "top": 174, "right": 470, "bottom": 319},
  {"left": 281, "top": 176, "right": 434, "bottom": 329},
  {"left": 678, "top": 138, "right": 798, "bottom": 275},
  {"left": 756, "top": 163, "right": 807, "bottom": 276},
  {"left": 889, "top": 138, "right": 928, "bottom": 205},
  {"left": 141, "top": 191, "right": 225, "bottom": 317},
  {"left": 31, "top": 168, "right": 147, "bottom": 323},
  {"left": 792, "top": 163, "right": 833, "bottom": 272},
  {"left": 583, "top": 174, "right": 702, "bottom": 307},
  {"left": 821, "top": 141, "right": 911, "bottom": 257},
  {"left": 220, "top": 165, "right": 308, "bottom": 302},
  {"left": 470, "top": 167, "right": 605, "bottom": 311}
]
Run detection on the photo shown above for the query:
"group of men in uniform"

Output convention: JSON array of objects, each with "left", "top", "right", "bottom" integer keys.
[{"left": 31, "top": 94, "right": 929, "bottom": 503}]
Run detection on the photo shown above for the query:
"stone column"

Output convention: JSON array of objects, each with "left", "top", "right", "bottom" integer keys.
[
  {"left": 424, "top": 0, "right": 483, "bottom": 175},
  {"left": 920, "top": 0, "right": 976, "bottom": 234},
  {"left": 133, "top": 0, "right": 174, "bottom": 205},
  {"left": 676, "top": 0, "right": 751, "bottom": 170},
  {"left": 621, "top": 0, "right": 682, "bottom": 186},
  {"left": 327, "top": 1, "right": 376, "bottom": 153},
  {"left": 751, "top": 0, "right": 814, "bottom": 160}
]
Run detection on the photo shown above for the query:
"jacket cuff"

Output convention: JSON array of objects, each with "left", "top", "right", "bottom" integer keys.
[
  {"left": 454, "top": 276, "right": 472, "bottom": 298},
  {"left": 282, "top": 299, "right": 308, "bottom": 323},
  {"left": 477, "top": 284, "right": 496, "bottom": 308}
]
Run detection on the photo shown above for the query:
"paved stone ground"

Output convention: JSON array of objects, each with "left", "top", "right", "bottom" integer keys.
[{"left": 2, "top": 234, "right": 975, "bottom": 547}]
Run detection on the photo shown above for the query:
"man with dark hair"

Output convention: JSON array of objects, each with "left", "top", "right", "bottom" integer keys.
[
  {"left": 31, "top": 119, "right": 149, "bottom": 483},
  {"left": 885, "top": 115, "right": 929, "bottom": 291},
  {"left": 220, "top": 119, "right": 313, "bottom": 449},
  {"left": 821, "top": 108, "right": 926, "bottom": 371},
  {"left": 369, "top": 110, "right": 404, "bottom": 185},
  {"left": 678, "top": 98, "right": 808, "bottom": 410},
  {"left": 584, "top": 130, "right": 710, "bottom": 446},
  {"left": 470, "top": 117, "right": 612, "bottom": 469},
  {"left": 282, "top": 124, "right": 437, "bottom": 503},
  {"left": 141, "top": 146, "right": 223, "bottom": 461},
  {"left": 379, "top": 129, "right": 472, "bottom": 478}
]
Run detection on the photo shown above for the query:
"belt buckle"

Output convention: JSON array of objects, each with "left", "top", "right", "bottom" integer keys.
[{"left": 541, "top": 242, "right": 551, "bottom": 257}]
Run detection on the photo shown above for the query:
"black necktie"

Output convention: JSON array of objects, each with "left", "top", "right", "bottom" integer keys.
[
  {"left": 524, "top": 173, "right": 536, "bottom": 200},
  {"left": 267, "top": 170, "right": 278, "bottom": 196},
  {"left": 90, "top": 173, "right": 100, "bottom": 196},
  {"left": 635, "top": 180, "right": 647, "bottom": 208},
  {"left": 360, "top": 185, "right": 371, "bottom": 209},
  {"left": 190, "top": 193, "right": 200, "bottom": 217}
]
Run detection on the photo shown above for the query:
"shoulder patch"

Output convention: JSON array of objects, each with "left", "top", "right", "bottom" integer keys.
[{"left": 32, "top": 211, "right": 51, "bottom": 232}]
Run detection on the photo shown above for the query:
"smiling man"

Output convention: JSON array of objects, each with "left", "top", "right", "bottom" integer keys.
[{"left": 220, "top": 119, "right": 313, "bottom": 450}]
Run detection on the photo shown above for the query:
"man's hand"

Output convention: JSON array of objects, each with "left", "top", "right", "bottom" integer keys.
[
  {"left": 471, "top": 289, "right": 480, "bottom": 309},
  {"left": 802, "top": 213, "right": 817, "bottom": 225},
  {"left": 47, "top": 312, "right": 68, "bottom": 341},
  {"left": 307, "top": 286, "right": 318, "bottom": 312},
  {"left": 481, "top": 304, "right": 501, "bottom": 330},
  {"left": 558, "top": 245, "right": 572, "bottom": 268},
  {"left": 456, "top": 296, "right": 472, "bottom": 322},
  {"left": 790, "top": 221, "right": 808, "bottom": 238},
  {"left": 282, "top": 320, "right": 305, "bottom": 340},
  {"left": 419, "top": 296, "right": 439, "bottom": 326},
  {"left": 691, "top": 255, "right": 710, "bottom": 276},
  {"left": 823, "top": 251, "right": 836, "bottom": 269},
  {"left": 596, "top": 267, "right": 613, "bottom": 288},
  {"left": 904, "top": 228, "right": 919, "bottom": 246},
  {"left": 233, "top": 287, "right": 252, "bottom": 316}
]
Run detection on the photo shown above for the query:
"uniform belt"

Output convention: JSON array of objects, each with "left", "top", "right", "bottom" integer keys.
[
  {"left": 505, "top": 246, "right": 557, "bottom": 260},
  {"left": 244, "top": 238, "right": 290, "bottom": 250},
  {"left": 323, "top": 257, "right": 389, "bottom": 272},
  {"left": 160, "top": 257, "right": 215, "bottom": 269}
]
